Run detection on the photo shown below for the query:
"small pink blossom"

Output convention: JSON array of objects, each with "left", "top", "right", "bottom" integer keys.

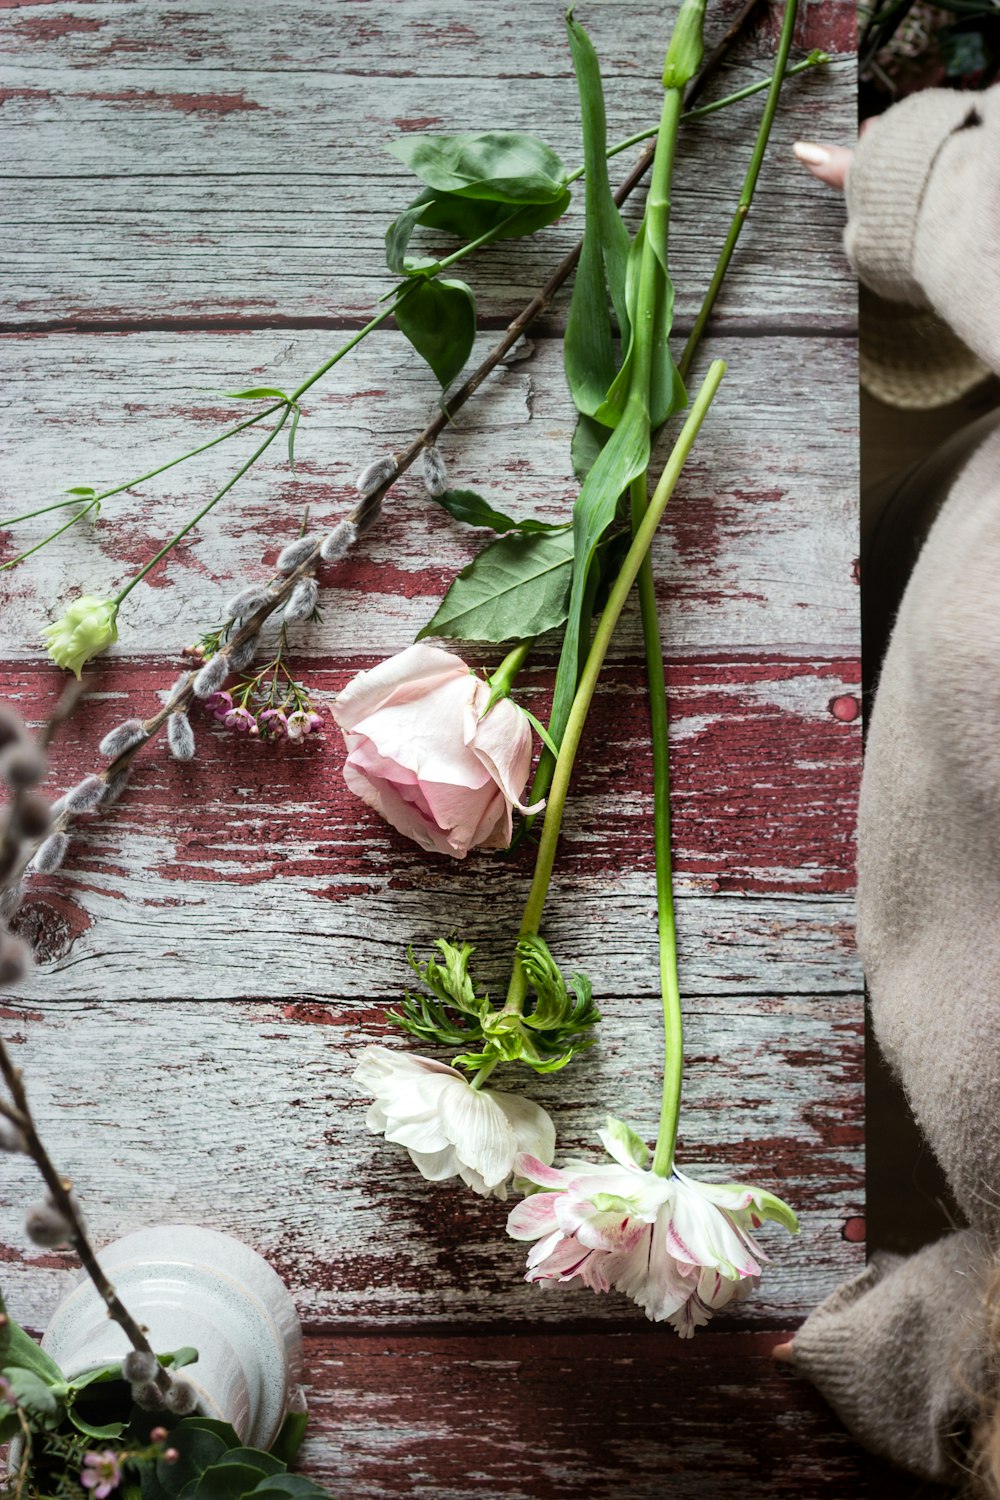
[
  {"left": 332, "top": 644, "right": 543, "bottom": 857},
  {"left": 224, "top": 706, "right": 257, "bottom": 735},
  {"left": 286, "top": 709, "right": 323, "bottom": 741},
  {"left": 81, "top": 1449, "right": 122, "bottom": 1498},
  {"left": 507, "top": 1120, "right": 797, "bottom": 1334},
  {"left": 258, "top": 708, "right": 289, "bottom": 739},
  {"left": 204, "top": 690, "right": 233, "bottom": 721}
]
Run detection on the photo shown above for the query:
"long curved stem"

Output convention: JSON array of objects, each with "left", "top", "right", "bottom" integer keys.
[
  {"left": 503, "top": 361, "right": 725, "bottom": 1014},
  {"left": 630, "top": 474, "right": 684, "bottom": 1176}
]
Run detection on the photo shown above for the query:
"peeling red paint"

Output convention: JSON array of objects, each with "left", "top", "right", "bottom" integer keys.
[
  {"left": 82, "top": 89, "right": 262, "bottom": 115},
  {"left": 13, "top": 13, "right": 103, "bottom": 40}
]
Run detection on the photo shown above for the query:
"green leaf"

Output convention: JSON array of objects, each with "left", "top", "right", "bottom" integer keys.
[
  {"left": 563, "top": 12, "right": 631, "bottom": 418},
  {"left": 66, "top": 486, "right": 97, "bottom": 497},
  {"left": 387, "top": 190, "right": 569, "bottom": 275},
  {"left": 5, "top": 1366, "right": 60, "bottom": 1421},
  {"left": 194, "top": 1462, "right": 270, "bottom": 1499},
  {"left": 387, "top": 131, "right": 568, "bottom": 205},
  {"left": 419, "top": 529, "right": 574, "bottom": 643},
  {"left": 287, "top": 405, "right": 301, "bottom": 473},
  {"left": 394, "top": 277, "right": 476, "bottom": 389},
  {"left": 570, "top": 413, "right": 610, "bottom": 481},
  {"left": 218, "top": 1449, "right": 285, "bottom": 1476},
  {"left": 269, "top": 1411, "right": 308, "bottom": 1468},
  {"left": 155, "top": 1428, "right": 230, "bottom": 1496},
  {"left": 221, "top": 388, "right": 293, "bottom": 402},
  {"left": 161, "top": 1347, "right": 200, "bottom": 1371},
  {"left": 603, "top": 1115, "right": 650, "bottom": 1169},
  {"left": 593, "top": 217, "right": 685, "bottom": 433},
  {"left": 68, "top": 1410, "right": 125, "bottom": 1439},
  {"left": 431, "top": 488, "right": 567, "bottom": 535},
  {"left": 0, "top": 1298, "right": 67, "bottom": 1386},
  {"left": 249, "top": 1479, "right": 333, "bottom": 1497},
  {"left": 385, "top": 196, "right": 434, "bottom": 274}
]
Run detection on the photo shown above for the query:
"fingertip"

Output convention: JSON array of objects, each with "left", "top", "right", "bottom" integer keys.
[{"left": 771, "top": 1339, "right": 795, "bottom": 1364}]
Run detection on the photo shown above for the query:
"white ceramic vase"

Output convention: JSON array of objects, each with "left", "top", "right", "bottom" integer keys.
[{"left": 38, "top": 1224, "right": 304, "bottom": 1450}]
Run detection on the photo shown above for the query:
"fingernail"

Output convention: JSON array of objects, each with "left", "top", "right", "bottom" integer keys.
[{"left": 793, "top": 141, "right": 831, "bottom": 166}]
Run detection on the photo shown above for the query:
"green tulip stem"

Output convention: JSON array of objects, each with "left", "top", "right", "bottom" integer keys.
[
  {"left": 630, "top": 472, "right": 684, "bottom": 1178},
  {"left": 502, "top": 360, "right": 725, "bottom": 1018}
]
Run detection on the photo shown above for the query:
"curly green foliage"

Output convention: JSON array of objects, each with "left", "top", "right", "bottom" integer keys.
[{"left": 392, "top": 935, "right": 600, "bottom": 1076}]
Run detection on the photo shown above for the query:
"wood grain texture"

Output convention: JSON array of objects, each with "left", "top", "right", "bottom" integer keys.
[
  {"left": 0, "top": 2, "right": 854, "bottom": 328},
  {"left": 0, "top": 999, "right": 861, "bottom": 1330},
  {"left": 0, "top": 333, "right": 859, "bottom": 659},
  {"left": 0, "top": 0, "right": 864, "bottom": 1491}
]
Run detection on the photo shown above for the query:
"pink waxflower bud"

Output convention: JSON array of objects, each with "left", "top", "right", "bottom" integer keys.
[
  {"left": 331, "top": 644, "right": 543, "bottom": 857},
  {"left": 205, "top": 690, "right": 234, "bottom": 722},
  {"left": 258, "top": 709, "right": 289, "bottom": 740},
  {"left": 223, "top": 707, "right": 256, "bottom": 734}
]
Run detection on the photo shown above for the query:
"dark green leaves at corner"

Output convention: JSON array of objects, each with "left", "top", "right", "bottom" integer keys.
[
  {"left": 563, "top": 12, "right": 631, "bottom": 420},
  {"left": 394, "top": 277, "right": 475, "bottom": 390},
  {"left": 387, "top": 131, "right": 568, "bottom": 206}
]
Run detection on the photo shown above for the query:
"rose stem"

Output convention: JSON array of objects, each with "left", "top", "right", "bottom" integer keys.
[
  {"left": 646, "top": 0, "right": 802, "bottom": 1179},
  {"left": 502, "top": 360, "right": 726, "bottom": 1018}
]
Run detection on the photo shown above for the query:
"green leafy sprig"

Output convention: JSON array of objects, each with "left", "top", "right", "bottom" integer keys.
[{"left": 391, "top": 936, "right": 600, "bottom": 1076}]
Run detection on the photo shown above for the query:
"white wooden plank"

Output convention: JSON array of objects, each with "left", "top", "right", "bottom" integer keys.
[
  {"left": 0, "top": 332, "right": 859, "bottom": 658},
  {"left": 0, "top": 0, "right": 855, "bottom": 326},
  {"left": 0, "top": 998, "right": 862, "bottom": 1331}
]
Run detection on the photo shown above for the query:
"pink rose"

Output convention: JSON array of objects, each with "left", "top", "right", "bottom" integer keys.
[{"left": 332, "top": 644, "right": 542, "bottom": 857}]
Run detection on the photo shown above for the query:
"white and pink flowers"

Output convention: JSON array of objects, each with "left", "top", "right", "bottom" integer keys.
[
  {"left": 506, "top": 1119, "right": 797, "bottom": 1334},
  {"left": 332, "top": 644, "right": 542, "bottom": 857},
  {"left": 354, "top": 1046, "right": 556, "bottom": 1199}
]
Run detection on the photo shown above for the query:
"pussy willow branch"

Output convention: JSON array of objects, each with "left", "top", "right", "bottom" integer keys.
[
  {"left": 0, "top": 1045, "right": 170, "bottom": 1393},
  {"left": 0, "top": 688, "right": 81, "bottom": 893}
]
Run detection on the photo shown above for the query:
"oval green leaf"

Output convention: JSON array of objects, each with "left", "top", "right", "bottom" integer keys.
[
  {"left": 387, "top": 131, "right": 567, "bottom": 204},
  {"left": 394, "top": 278, "right": 476, "bottom": 390},
  {"left": 418, "top": 529, "right": 574, "bottom": 643}
]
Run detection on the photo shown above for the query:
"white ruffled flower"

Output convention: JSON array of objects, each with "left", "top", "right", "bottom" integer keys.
[
  {"left": 354, "top": 1045, "right": 555, "bottom": 1199},
  {"left": 507, "top": 1118, "right": 798, "bottom": 1334}
]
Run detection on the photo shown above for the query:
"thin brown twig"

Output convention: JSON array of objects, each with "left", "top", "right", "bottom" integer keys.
[{"left": 0, "top": 1039, "right": 171, "bottom": 1394}]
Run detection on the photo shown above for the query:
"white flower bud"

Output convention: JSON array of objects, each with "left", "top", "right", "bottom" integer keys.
[
  {"left": 319, "top": 520, "right": 357, "bottom": 564},
  {"left": 64, "top": 776, "right": 105, "bottom": 814},
  {"left": 163, "top": 1379, "right": 197, "bottom": 1415},
  {"left": 122, "top": 1350, "right": 159, "bottom": 1383},
  {"left": 421, "top": 445, "right": 448, "bottom": 497},
  {"left": 25, "top": 1201, "right": 74, "bottom": 1248},
  {"left": 226, "top": 585, "right": 271, "bottom": 620},
  {"left": 98, "top": 720, "right": 147, "bottom": 759},
  {"left": 283, "top": 577, "right": 319, "bottom": 624},
  {"left": 167, "top": 713, "right": 196, "bottom": 762},
  {"left": 355, "top": 455, "right": 397, "bottom": 498},
  {"left": 193, "top": 654, "right": 228, "bottom": 699},
  {"left": 276, "top": 536, "right": 317, "bottom": 575},
  {"left": 30, "top": 832, "right": 69, "bottom": 875}
]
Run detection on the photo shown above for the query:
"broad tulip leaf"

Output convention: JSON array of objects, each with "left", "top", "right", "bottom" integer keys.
[
  {"left": 418, "top": 529, "right": 574, "bottom": 642},
  {"left": 387, "top": 130, "right": 568, "bottom": 204},
  {"left": 570, "top": 412, "right": 611, "bottom": 481},
  {"left": 563, "top": 13, "right": 631, "bottom": 418},
  {"left": 431, "top": 488, "right": 567, "bottom": 535},
  {"left": 394, "top": 277, "right": 476, "bottom": 389}
]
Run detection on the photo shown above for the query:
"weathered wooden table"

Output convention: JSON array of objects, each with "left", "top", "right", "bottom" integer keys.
[{"left": 0, "top": 1, "right": 864, "bottom": 1494}]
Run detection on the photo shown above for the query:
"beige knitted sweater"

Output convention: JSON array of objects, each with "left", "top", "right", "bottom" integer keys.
[{"left": 791, "top": 85, "right": 1000, "bottom": 1484}]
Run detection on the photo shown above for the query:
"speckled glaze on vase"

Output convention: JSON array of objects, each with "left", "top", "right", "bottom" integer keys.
[{"left": 39, "top": 1225, "right": 304, "bottom": 1449}]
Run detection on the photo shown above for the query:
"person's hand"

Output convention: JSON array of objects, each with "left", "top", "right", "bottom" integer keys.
[
  {"left": 771, "top": 1339, "right": 795, "bottom": 1363},
  {"left": 793, "top": 141, "right": 853, "bottom": 192}
]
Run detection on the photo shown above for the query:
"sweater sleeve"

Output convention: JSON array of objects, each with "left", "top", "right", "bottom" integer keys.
[
  {"left": 792, "top": 1231, "right": 992, "bottom": 1484},
  {"left": 844, "top": 86, "right": 1000, "bottom": 373}
]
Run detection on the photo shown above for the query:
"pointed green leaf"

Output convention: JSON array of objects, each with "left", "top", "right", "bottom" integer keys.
[
  {"left": 220, "top": 388, "right": 292, "bottom": 402},
  {"left": 603, "top": 1115, "right": 650, "bottom": 1169},
  {"left": 564, "top": 12, "right": 631, "bottom": 417},
  {"left": 268, "top": 1410, "right": 308, "bottom": 1468},
  {"left": 570, "top": 413, "right": 610, "bottom": 481},
  {"left": 385, "top": 195, "right": 434, "bottom": 274},
  {"left": 161, "top": 1347, "right": 199, "bottom": 1370},
  {"left": 68, "top": 1410, "right": 126, "bottom": 1439},
  {"left": 418, "top": 529, "right": 574, "bottom": 643},
  {"left": 431, "top": 488, "right": 567, "bottom": 535},
  {"left": 66, "top": 486, "right": 97, "bottom": 497},
  {"left": 387, "top": 131, "right": 568, "bottom": 205},
  {"left": 395, "top": 277, "right": 476, "bottom": 389},
  {"left": 287, "top": 404, "right": 301, "bottom": 473}
]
